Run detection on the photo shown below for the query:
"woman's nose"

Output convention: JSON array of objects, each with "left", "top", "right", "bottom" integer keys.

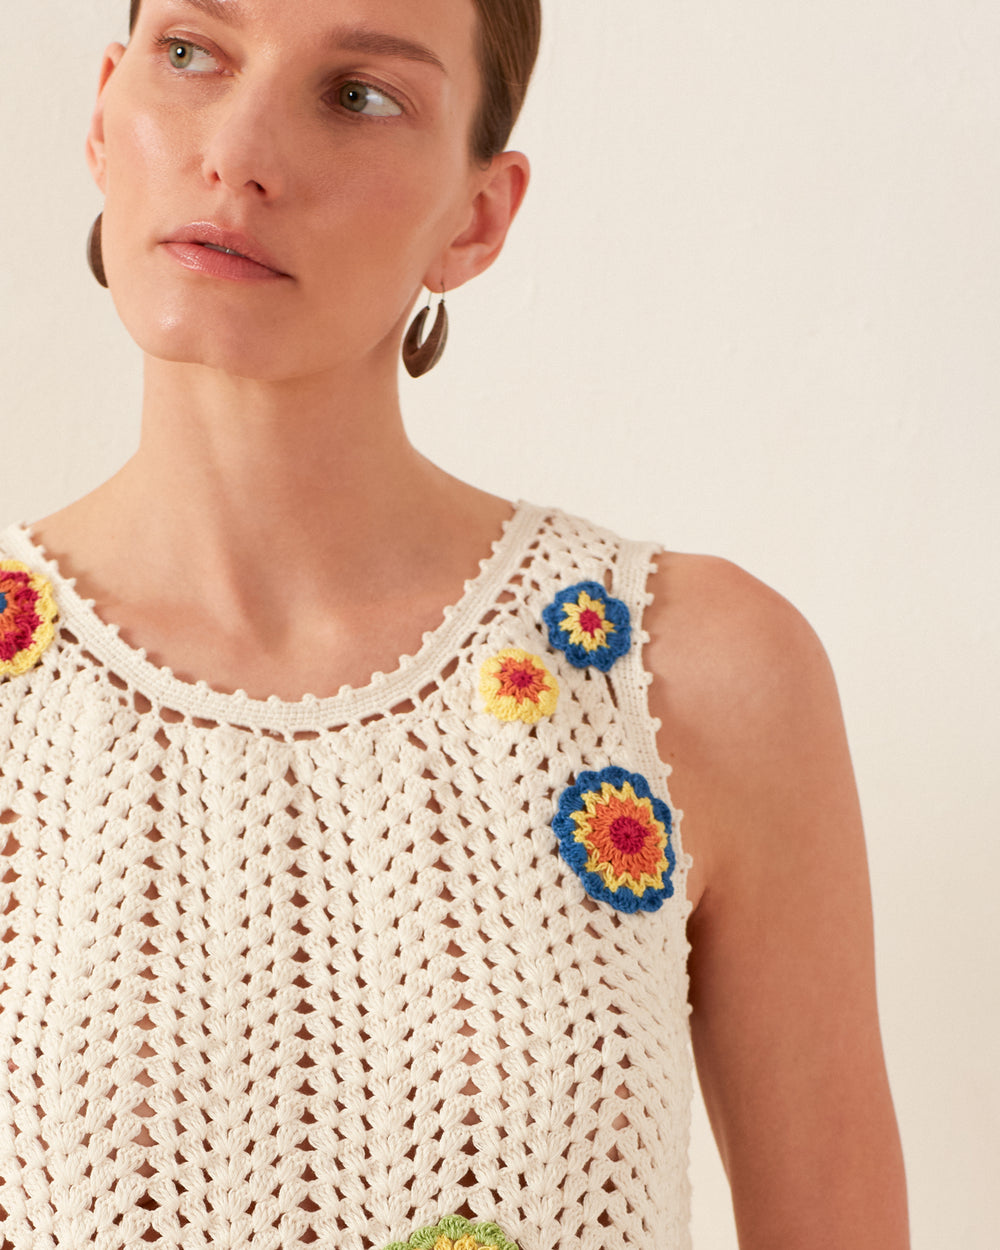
[{"left": 198, "top": 82, "right": 291, "bottom": 199}]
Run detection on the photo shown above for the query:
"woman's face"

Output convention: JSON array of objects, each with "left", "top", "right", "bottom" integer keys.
[{"left": 88, "top": 0, "right": 501, "bottom": 382}]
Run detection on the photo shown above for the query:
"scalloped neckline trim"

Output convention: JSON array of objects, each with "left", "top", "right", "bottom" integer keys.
[{"left": 2, "top": 501, "right": 543, "bottom": 734}]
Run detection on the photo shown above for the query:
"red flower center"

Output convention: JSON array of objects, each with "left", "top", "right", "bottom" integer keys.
[
  {"left": 506, "top": 666, "right": 537, "bottom": 690},
  {"left": 579, "top": 608, "right": 604, "bottom": 635},
  {"left": 609, "top": 815, "right": 648, "bottom": 855},
  {"left": 0, "top": 574, "right": 41, "bottom": 662}
]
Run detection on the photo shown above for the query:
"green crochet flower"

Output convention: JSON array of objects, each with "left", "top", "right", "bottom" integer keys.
[{"left": 382, "top": 1213, "right": 521, "bottom": 1250}]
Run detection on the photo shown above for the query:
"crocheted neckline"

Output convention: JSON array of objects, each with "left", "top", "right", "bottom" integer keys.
[{"left": 2, "top": 501, "right": 542, "bottom": 734}]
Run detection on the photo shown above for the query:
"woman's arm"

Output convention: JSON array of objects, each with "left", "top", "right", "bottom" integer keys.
[{"left": 645, "top": 555, "right": 909, "bottom": 1250}]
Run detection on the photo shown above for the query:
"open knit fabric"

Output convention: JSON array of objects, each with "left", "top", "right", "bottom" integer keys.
[{"left": 0, "top": 503, "right": 693, "bottom": 1250}]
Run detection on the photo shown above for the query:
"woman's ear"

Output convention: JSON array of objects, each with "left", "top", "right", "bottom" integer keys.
[
  {"left": 431, "top": 151, "right": 531, "bottom": 293},
  {"left": 85, "top": 43, "right": 128, "bottom": 194}
]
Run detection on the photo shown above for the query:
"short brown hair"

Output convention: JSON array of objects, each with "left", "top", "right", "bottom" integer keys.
[{"left": 127, "top": 1, "right": 540, "bottom": 163}]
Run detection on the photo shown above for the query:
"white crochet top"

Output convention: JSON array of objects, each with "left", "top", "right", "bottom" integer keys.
[{"left": 0, "top": 503, "right": 693, "bottom": 1250}]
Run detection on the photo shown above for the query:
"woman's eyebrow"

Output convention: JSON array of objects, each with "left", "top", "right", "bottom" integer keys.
[
  {"left": 333, "top": 29, "right": 447, "bottom": 74},
  {"left": 166, "top": 0, "right": 447, "bottom": 73}
]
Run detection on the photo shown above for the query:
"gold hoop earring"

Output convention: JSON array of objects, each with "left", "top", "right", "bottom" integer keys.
[
  {"left": 402, "top": 292, "right": 448, "bottom": 378},
  {"left": 88, "top": 213, "right": 108, "bottom": 289}
]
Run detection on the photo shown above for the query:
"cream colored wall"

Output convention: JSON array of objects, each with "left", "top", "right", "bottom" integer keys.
[{"left": 3, "top": 2, "right": 998, "bottom": 1246}]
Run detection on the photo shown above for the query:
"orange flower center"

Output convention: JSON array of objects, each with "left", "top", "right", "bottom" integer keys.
[{"left": 498, "top": 658, "right": 546, "bottom": 703}]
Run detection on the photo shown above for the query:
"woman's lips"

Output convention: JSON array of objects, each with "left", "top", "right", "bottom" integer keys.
[
  {"left": 163, "top": 240, "right": 289, "bottom": 282},
  {"left": 161, "top": 222, "right": 292, "bottom": 281}
]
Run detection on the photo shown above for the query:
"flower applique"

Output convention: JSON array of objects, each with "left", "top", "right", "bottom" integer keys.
[
  {"left": 553, "top": 766, "right": 675, "bottom": 913},
  {"left": 0, "top": 561, "right": 58, "bottom": 680},
  {"left": 382, "top": 1213, "right": 521, "bottom": 1250},
  {"left": 479, "top": 647, "right": 559, "bottom": 724},
  {"left": 541, "top": 581, "right": 631, "bottom": 671}
]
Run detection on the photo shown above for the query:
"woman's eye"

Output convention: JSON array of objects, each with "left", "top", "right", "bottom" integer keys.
[
  {"left": 157, "top": 37, "right": 216, "bottom": 74},
  {"left": 337, "top": 82, "right": 403, "bottom": 118}
]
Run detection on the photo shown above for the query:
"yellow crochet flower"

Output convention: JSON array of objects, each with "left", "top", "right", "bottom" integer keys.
[
  {"left": 0, "top": 560, "right": 58, "bottom": 679},
  {"left": 479, "top": 648, "right": 559, "bottom": 724}
]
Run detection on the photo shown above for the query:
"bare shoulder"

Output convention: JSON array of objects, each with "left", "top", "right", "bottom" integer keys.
[
  {"left": 644, "top": 552, "right": 834, "bottom": 709},
  {"left": 642, "top": 552, "right": 855, "bottom": 910},
  {"left": 642, "top": 553, "right": 909, "bottom": 1247}
]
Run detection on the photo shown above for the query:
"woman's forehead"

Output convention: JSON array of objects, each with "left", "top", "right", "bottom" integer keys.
[{"left": 136, "top": 0, "right": 480, "bottom": 50}]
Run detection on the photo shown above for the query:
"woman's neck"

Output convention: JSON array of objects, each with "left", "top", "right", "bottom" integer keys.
[{"left": 31, "top": 355, "right": 513, "bottom": 698}]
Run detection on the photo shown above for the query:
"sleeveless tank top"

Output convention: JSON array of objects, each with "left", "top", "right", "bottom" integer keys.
[{"left": 0, "top": 503, "right": 693, "bottom": 1250}]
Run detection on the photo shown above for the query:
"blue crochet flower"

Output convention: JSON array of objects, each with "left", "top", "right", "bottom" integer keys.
[
  {"left": 553, "top": 766, "right": 675, "bottom": 914},
  {"left": 541, "top": 581, "right": 631, "bottom": 671}
]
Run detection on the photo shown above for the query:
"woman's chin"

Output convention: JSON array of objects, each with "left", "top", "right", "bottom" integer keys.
[
  {"left": 112, "top": 285, "right": 399, "bottom": 385},
  {"left": 122, "top": 319, "right": 310, "bottom": 382}
]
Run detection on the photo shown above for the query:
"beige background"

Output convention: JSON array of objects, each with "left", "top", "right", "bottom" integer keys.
[{"left": 3, "top": 2, "right": 998, "bottom": 1246}]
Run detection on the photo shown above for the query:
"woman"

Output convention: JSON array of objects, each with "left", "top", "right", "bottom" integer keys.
[{"left": 0, "top": 1, "right": 909, "bottom": 1247}]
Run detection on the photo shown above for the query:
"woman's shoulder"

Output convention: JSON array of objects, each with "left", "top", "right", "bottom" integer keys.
[
  {"left": 644, "top": 550, "right": 834, "bottom": 700},
  {"left": 535, "top": 507, "right": 838, "bottom": 758},
  {"left": 642, "top": 551, "right": 851, "bottom": 908},
  {"left": 645, "top": 551, "right": 907, "bottom": 1248}
]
